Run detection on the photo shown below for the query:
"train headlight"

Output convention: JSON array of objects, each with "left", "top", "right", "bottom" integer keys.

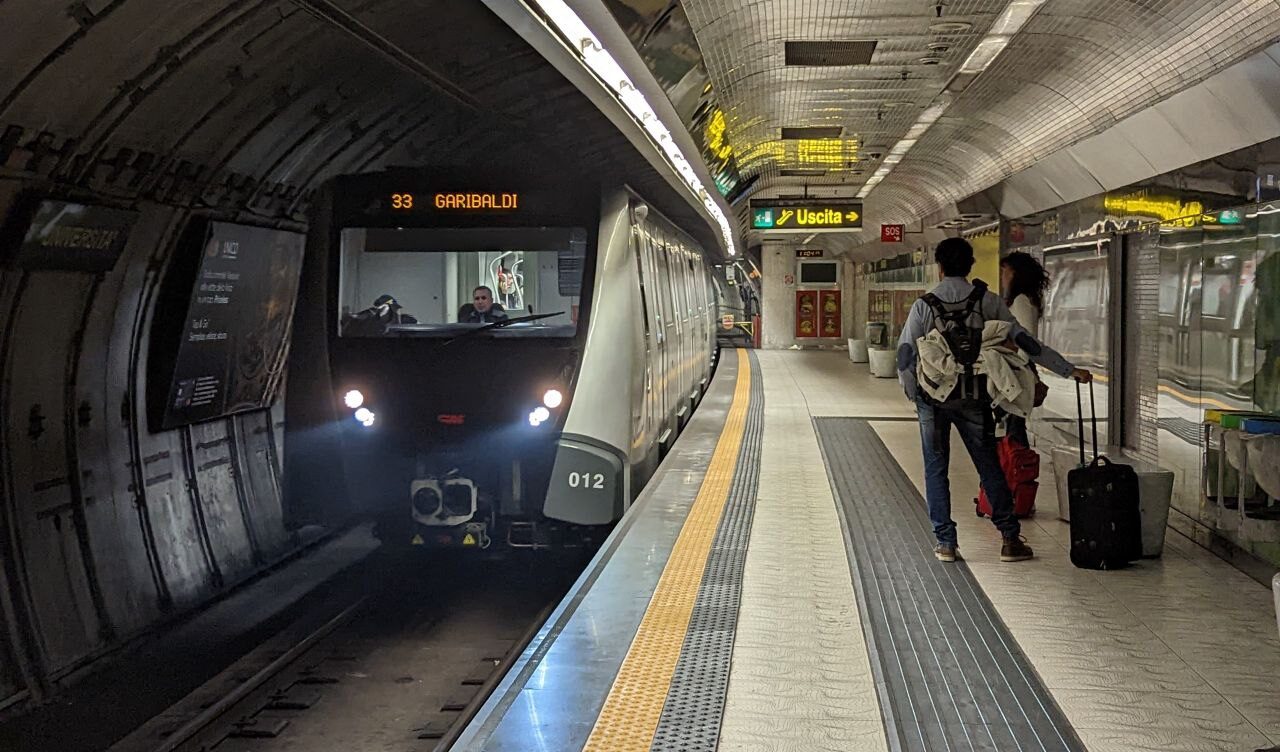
[
  {"left": 532, "top": 406, "right": 550, "bottom": 423},
  {"left": 354, "top": 407, "right": 376, "bottom": 427},
  {"left": 343, "top": 389, "right": 364, "bottom": 409},
  {"left": 542, "top": 389, "right": 563, "bottom": 409},
  {"left": 412, "top": 487, "right": 440, "bottom": 516}
]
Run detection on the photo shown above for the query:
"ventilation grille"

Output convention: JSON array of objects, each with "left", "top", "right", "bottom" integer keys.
[
  {"left": 785, "top": 40, "right": 877, "bottom": 66},
  {"left": 780, "top": 126, "right": 844, "bottom": 139},
  {"left": 780, "top": 169, "right": 829, "bottom": 177}
]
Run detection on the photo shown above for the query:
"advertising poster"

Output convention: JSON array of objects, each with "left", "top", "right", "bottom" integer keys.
[
  {"left": 795, "top": 290, "right": 818, "bottom": 338},
  {"left": 893, "top": 290, "right": 922, "bottom": 336},
  {"left": 161, "top": 222, "right": 305, "bottom": 429},
  {"left": 869, "top": 289, "right": 892, "bottom": 325},
  {"left": 819, "top": 290, "right": 841, "bottom": 338}
]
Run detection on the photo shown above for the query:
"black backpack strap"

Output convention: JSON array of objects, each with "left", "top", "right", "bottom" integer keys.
[
  {"left": 964, "top": 279, "right": 988, "bottom": 316},
  {"left": 920, "top": 292, "right": 946, "bottom": 317}
]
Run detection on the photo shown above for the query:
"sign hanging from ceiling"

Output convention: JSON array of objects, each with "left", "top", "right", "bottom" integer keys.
[
  {"left": 881, "top": 224, "right": 904, "bottom": 243},
  {"left": 750, "top": 198, "right": 862, "bottom": 231}
]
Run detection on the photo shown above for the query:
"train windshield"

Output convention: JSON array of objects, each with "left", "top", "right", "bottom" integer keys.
[{"left": 338, "top": 226, "right": 587, "bottom": 337}]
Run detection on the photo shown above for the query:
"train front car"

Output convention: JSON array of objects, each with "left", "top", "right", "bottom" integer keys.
[{"left": 320, "top": 169, "right": 611, "bottom": 551}]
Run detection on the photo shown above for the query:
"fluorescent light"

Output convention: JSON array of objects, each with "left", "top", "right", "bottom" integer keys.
[
  {"left": 960, "top": 37, "right": 1009, "bottom": 74},
  {"left": 858, "top": 0, "right": 1043, "bottom": 201},
  {"left": 990, "top": 0, "right": 1050, "bottom": 34},
  {"left": 531, "top": 0, "right": 736, "bottom": 255}
]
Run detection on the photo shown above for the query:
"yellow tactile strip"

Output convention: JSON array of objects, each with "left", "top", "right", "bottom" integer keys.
[{"left": 582, "top": 348, "right": 751, "bottom": 752}]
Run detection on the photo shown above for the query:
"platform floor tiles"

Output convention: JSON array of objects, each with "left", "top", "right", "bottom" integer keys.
[{"left": 750, "top": 349, "right": 1278, "bottom": 752}]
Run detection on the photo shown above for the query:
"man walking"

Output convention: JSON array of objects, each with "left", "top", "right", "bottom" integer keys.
[{"left": 897, "top": 238, "right": 1091, "bottom": 563}]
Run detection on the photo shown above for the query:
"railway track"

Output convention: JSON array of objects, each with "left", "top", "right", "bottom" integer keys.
[{"left": 109, "top": 550, "right": 581, "bottom": 752}]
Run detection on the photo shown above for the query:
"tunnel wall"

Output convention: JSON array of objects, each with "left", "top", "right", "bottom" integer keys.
[
  {"left": 0, "top": 183, "right": 301, "bottom": 709},
  {"left": 0, "top": 0, "right": 719, "bottom": 712}
]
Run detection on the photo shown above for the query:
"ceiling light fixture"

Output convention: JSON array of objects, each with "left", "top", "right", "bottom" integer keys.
[
  {"left": 857, "top": 0, "right": 1046, "bottom": 200},
  {"left": 527, "top": 0, "right": 737, "bottom": 255}
]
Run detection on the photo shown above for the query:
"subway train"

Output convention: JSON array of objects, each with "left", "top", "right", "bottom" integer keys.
[
  {"left": 284, "top": 167, "right": 721, "bottom": 550},
  {"left": 1038, "top": 226, "right": 1263, "bottom": 401}
]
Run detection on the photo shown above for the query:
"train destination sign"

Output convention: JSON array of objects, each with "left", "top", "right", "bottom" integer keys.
[
  {"left": 390, "top": 192, "right": 521, "bottom": 211},
  {"left": 749, "top": 198, "right": 862, "bottom": 231}
]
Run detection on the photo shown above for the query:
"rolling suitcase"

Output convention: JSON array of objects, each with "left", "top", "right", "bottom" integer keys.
[
  {"left": 975, "top": 436, "right": 1039, "bottom": 518},
  {"left": 1068, "top": 381, "right": 1142, "bottom": 570}
]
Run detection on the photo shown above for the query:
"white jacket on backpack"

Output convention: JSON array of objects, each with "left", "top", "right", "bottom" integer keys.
[
  {"left": 897, "top": 276, "right": 1077, "bottom": 403},
  {"left": 916, "top": 320, "right": 1036, "bottom": 417}
]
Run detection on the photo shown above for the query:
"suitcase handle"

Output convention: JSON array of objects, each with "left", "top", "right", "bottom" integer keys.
[{"left": 1075, "top": 380, "right": 1098, "bottom": 465}]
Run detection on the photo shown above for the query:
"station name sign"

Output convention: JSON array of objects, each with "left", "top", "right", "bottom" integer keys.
[
  {"left": 5, "top": 199, "right": 138, "bottom": 272},
  {"left": 750, "top": 198, "right": 862, "bottom": 231}
]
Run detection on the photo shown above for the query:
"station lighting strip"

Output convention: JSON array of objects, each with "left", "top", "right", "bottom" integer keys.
[
  {"left": 527, "top": 0, "right": 737, "bottom": 255},
  {"left": 857, "top": 0, "right": 1049, "bottom": 200}
]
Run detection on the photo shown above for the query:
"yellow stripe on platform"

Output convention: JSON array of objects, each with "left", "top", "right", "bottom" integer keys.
[{"left": 582, "top": 348, "right": 751, "bottom": 752}]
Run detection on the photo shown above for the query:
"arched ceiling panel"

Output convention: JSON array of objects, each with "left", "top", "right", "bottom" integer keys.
[
  {"left": 675, "top": 0, "right": 1280, "bottom": 237},
  {"left": 0, "top": 0, "right": 721, "bottom": 251}
]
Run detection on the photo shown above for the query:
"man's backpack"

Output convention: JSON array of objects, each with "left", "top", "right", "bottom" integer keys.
[{"left": 920, "top": 279, "right": 990, "bottom": 410}]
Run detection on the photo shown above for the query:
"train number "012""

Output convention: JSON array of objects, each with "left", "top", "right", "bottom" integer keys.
[{"left": 567, "top": 472, "right": 605, "bottom": 490}]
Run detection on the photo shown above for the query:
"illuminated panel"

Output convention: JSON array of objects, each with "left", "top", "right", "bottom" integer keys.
[
  {"left": 433, "top": 192, "right": 519, "bottom": 210},
  {"left": 750, "top": 198, "right": 862, "bottom": 230},
  {"left": 529, "top": 0, "right": 737, "bottom": 255},
  {"left": 387, "top": 192, "right": 521, "bottom": 212},
  {"left": 1103, "top": 193, "right": 1205, "bottom": 227}
]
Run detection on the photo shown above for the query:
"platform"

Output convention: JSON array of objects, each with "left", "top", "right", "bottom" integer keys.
[{"left": 455, "top": 350, "right": 1280, "bottom": 752}]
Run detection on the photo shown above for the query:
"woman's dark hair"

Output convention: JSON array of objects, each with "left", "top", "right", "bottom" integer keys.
[{"left": 1001, "top": 251, "right": 1050, "bottom": 313}]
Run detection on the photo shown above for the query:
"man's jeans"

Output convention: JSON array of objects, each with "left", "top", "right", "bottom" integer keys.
[{"left": 917, "top": 400, "right": 1020, "bottom": 546}]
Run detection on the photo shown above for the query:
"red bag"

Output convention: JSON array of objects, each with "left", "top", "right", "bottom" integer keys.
[{"left": 976, "top": 436, "right": 1039, "bottom": 518}]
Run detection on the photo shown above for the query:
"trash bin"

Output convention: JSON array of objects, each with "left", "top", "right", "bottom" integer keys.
[
  {"left": 848, "top": 339, "right": 868, "bottom": 363},
  {"left": 868, "top": 347, "right": 896, "bottom": 378},
  {"left": 1273, "top": 572, "right": 1279, "bottom": 640},
  {"left": 865, "top": 322, "right": 889, "bottom": 349},
  {"left": 1274, "top": 572, "right": 1280, "bottom": 640}
]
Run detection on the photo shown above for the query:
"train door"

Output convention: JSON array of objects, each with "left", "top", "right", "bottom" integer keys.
[
  {"left": 1200, "top": 246, "right": 1244, "bottom": 392},
  {"left": 1157, "top": 244, "right": 1191, "bottom": 378}
]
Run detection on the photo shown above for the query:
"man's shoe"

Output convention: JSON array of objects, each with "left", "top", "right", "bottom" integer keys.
[
  {"left": 934, "top": 544, "right": 957, "bottom": 562},
  {"left": 1000, "top": 537, "right": 1034, "bottom": 562}
]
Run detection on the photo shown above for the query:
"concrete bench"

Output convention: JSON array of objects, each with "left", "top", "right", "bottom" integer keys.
[{"left": 1049, "top": 445, "right": 1174, "bottom": 558}]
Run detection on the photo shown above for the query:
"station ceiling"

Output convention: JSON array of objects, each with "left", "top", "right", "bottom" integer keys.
[
  {"left": 679, "top": 0, "right": 1280, "bottom": 244},
  {"left": 3, "top": 1, "right": 1279, "bottom": 259}
]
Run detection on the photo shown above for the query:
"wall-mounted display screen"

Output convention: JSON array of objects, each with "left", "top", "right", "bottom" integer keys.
[
  {"left": 160, "top": 222, "right": 305, "bottom": 429},
  {"left": 5, "top": 199, "right": 137, "bottom": 272},
  {"left": 799, "top": 260, "right": 839, "bottom": 285}
]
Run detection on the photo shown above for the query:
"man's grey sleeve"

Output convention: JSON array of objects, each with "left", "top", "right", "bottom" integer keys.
[
  {"left": 986, "top": 292, "right": 1075, "bottom": 377},
  {"left": 897, "top": 299, "right": 926, "bottom": 400}
]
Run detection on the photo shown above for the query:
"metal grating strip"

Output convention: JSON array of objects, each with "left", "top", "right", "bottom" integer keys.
[
  {"left": 650, "top": 350, "right": 764, "bottom": 751},
  {"left": 784, "top": 40, "right": 878, "bottom": 66},
  {"left": 815, "top": 419, "right": 1085, "bottom": 752},
  {"left": 780, "top": 126, "right": 844, "bottom": 139}
]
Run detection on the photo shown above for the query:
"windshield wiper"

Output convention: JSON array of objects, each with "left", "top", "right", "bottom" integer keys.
[{"left": 438, "top": 311, "right": 566, "bottom": 348}]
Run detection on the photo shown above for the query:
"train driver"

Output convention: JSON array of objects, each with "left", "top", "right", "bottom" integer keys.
[{"left": 458, "top": 285, "right": 509, "bottom": 324}]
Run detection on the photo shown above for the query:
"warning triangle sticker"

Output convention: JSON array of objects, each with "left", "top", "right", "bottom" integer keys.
[
  {"left": 411, "top": 534, "right": 424, "bottom": 546},
  {"left": 462, "top": 533, "right": 476, "bottom": 546}
]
